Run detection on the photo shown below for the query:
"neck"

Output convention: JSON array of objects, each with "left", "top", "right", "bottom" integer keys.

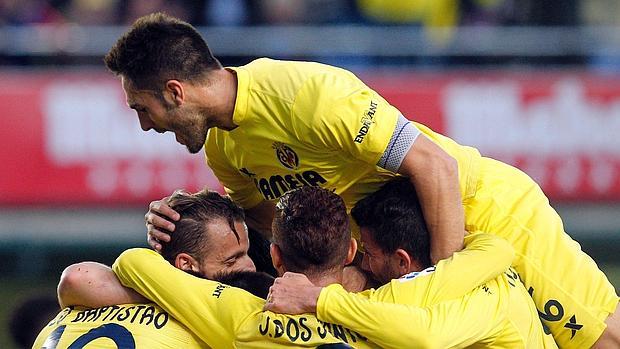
[
  {"left": 305, "top": 270, "right": 343, "bottom": 287},
  {"left": 199, "top": 69, "right": 238, "bottom": 130}
]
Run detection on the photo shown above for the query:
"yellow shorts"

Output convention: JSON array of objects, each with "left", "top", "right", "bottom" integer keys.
[{"left": 464, "top": 157, "right": 619, "bottom": 349}]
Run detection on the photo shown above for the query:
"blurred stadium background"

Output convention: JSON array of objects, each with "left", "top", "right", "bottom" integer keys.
[{"left": 2, "top": 0, "right": 620, "bottom": 347}]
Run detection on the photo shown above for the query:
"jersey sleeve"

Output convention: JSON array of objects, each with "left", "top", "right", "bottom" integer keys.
[
  {"left": 417, "top": 231, "right": 515, "bottom": 303},
  {"left": 112, "top": 248, "right": 260, "bottom": 347},
  {"left": 357, "top": 232, "right": 515, "bottom": 304},
  {"left": 292, "top": 71, "right": 401, "bottom": 166},
  {"left": 316, "top": 284, "right": 499, "bottom": 349},
  {"left": 205, "top": 134, "right": 264, "bottom": 209}
]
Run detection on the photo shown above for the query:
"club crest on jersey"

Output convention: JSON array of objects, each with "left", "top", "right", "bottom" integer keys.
[{"left": 273, "top": 142, "right": 299, "bottom": 170}]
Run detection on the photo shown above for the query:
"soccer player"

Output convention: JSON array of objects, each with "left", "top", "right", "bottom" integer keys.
[
  {"left": 32, "top": 189, "right": 255, "bottom": 348},
  {"left": 106, "top": 13, "right": 619, "bottom": 348},
  {"left": 266, "top": 182, "right": 558, "bottom": 348}
]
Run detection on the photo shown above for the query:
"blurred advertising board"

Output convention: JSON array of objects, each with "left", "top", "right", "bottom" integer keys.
[{"left": 1, "top": 70, "right": 619, "bottom": 205}]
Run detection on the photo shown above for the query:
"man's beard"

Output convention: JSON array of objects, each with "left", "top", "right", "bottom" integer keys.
[
  {"left": 185, "top": 138, "right": 204, "bottom": 154},
  {"left": 170, "top": 109, "right": 208, "bottom": 154}
]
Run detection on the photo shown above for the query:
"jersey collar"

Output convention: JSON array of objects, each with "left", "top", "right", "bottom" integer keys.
[{"left": 227, "top": 66, "right": 249, "bottom": 126}]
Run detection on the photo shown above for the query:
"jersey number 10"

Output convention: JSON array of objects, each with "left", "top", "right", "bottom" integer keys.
[{"left": 40, "top": 323, "right": 136, "bottom": 348}]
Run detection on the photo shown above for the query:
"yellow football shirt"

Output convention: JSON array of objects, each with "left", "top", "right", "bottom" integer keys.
[
  {"left": 206, "top": 58, "right": 481, "bottom": 230},
  {"left": 316, "top": 233, "right": 558, "bottom": 348},
  {"left": 32, "top": 303, "right": 206, "bottom": 348},
  {"left": 206, "top": 58, "right": 403, "bottom": 213},
  {"left": 112, "top": 248, "right": 380, "bottom": 349},
  {"left": 206, "top": 58, "right": 618, "bottom": 347}
]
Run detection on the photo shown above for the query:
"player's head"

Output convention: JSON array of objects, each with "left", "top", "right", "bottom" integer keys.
[
  {"left": 214, "top": 270, "right": 275, "bottom": 299},
  {"left": 351, "top": 177, "right": 432, "bottom": 284},
  {"left": 271, "top": 187, "right": 356, "bottom": 280},
  {"left": 160, "top": 188, "right": 255, "bottom": 279},
  {"left": 104, "top": 12, "right": 221, "bottom": 154}
]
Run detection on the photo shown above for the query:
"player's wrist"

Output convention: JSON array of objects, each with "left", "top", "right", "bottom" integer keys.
[{"left": 302, "top": 286, "right": 322, "bottom": 313}]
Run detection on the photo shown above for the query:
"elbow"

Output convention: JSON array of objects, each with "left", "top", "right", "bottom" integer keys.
[{"left": 57, "top": 262, "right": 93, "bottom": 307}]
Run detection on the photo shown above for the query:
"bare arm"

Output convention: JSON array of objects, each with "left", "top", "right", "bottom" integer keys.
[
  {"left": 57, "top": 262, "right": 147, "bottom": 308},
  {"left": 398, "top": 134, "right": 464, "bottom": 263},
  {"left": 244, "top": 200, "right": 275, "bottom": 240}
]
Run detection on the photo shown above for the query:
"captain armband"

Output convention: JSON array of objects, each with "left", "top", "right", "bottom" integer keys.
[{"left": 377, "top": 114, "right": 420, "bottom": 173}]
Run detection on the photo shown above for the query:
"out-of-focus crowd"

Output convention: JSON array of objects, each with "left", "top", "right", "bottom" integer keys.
[
  {"left": 2, "top": 0, "right": 619, "bottom": 69},
  {"left": 2, "top": 0, "right": 612, "bottom": 28}
]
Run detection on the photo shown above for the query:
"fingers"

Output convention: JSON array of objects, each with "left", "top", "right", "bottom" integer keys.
[
  {"left": 145, "top": 212, "right": 176, "bottom": 233},
  {"left": 263, "top": 286, "right": 275, "bottom": 311},
  {"left": 144, "top": 200, "right": 178, "bottom": 252},
  {"left": 147, "top": 234, "right": 162, "bottom": 251},
  {"left": 148, "top": 200, "right": 180, "bottom": 222},
  {"left": 148, "top": 226, "right": 172, "bottom": 243},
  {"left": 144, "top": 197, "right": 179, "bottom": 252},
  {"left": 147, "top": 227, "right": 168, "bottom": 251}
]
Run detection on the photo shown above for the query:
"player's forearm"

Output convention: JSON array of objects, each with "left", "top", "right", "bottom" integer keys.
[
  {"left": 422, "top": 232, "right": 515, "bottom": 303},
  {"left": 416, "top": 163, "right": 463, "bottom": 263},
  {"left": 57, "top": 262, "right": 146, "bottom": 308},
  {"left": 317, "top": 285, "right": 441, "bottom": 349},
  {"left": 403, "top": 140, "right": 464, "bottom": 263}
]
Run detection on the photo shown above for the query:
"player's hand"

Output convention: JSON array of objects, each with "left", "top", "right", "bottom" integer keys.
[
  {"left": 145, "top": 197, "right": 180, "bottom": 251},
  {"left": 264, "top": 272, "right": 322, "bottom": 315}
]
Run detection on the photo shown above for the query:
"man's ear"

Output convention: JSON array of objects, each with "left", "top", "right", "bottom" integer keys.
[
  {"left": 164, "top": 79, "right": 185, "bottom": 106},
  {"left": 394, "top": 248, "right": 415, "bottom": 275},
  {"left": 174, "top": 253, "right": 200, "bottom": 273},
  {"left": 270, "top": 243, "right": 285, "bottom": 276},
  {"left": 345, "top": 238, "right": 358, "bottom": 265}
]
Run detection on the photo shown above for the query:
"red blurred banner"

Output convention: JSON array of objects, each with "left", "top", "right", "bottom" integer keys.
[{"left": 1, "top": 70, "right": 619, "bottom": 205}]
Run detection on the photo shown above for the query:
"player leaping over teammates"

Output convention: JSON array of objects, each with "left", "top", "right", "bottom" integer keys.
[{"left": 105, "top": 13, "right": 619, "bottom": 348}]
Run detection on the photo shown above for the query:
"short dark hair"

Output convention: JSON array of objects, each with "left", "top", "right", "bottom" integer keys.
[
  {"left": 160, "top": 188, "right": 245, "bottom": 265},
  {"left": 272, "top": 187, "right": 351, "bottom": 276},
  {"left": 104, "top": 12, "right": 221, "bottom": 92},
  {"left": 214, "top": 270, "right": 274, "bottom": 299},
  {"left": 351, "top": 177, "right": 432, "bottom": 269}
]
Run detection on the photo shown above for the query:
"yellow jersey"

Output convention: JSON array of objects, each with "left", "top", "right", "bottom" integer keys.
[
  {"left": 206, "top": 58, "right": 480, "bottom": 231},
  {"left": 207, "top": 58, "right": 404, "bottom": 213},
  {"left": 31, "top": 303, "right": 206, "bottom": 348},
  {"left": 205, "top": 58, "right": 618, "bottom": 347},
  {"left": 113, "top": 248, "right": 381, "bottom": 349},
  {"left": 317, "top": 233, "right": 558, "bottom": 348}
]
